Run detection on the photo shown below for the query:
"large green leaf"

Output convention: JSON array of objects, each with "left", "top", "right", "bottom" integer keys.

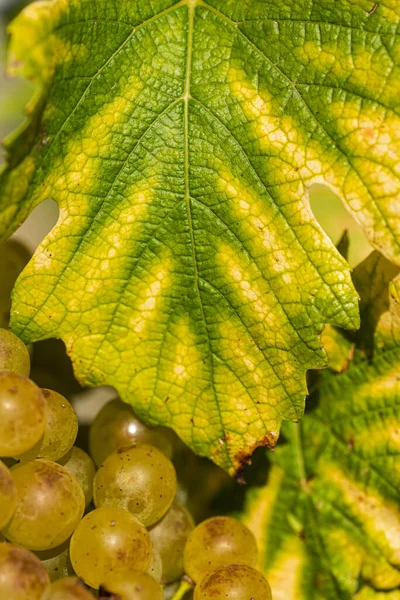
[
  {"left": 1, "top": 0, "right": 399, "bottom": 472},
  {"left": 243, "top": 252, "right": 400, "bottom": 598}
]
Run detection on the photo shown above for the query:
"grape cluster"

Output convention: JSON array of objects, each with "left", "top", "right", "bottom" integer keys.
[{"left": 0, "top": 242, "right": 272, "bottom": 599}]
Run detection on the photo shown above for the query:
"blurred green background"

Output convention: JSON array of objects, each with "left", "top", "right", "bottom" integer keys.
[
  {"left": 0, "top": 0, "right": 59, "bottom": 250},
  {"left": 0, "top": 0, "right": 33, "bottom": 163}
]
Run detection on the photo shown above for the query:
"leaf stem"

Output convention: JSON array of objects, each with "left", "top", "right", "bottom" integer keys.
[{"left": 170, "top": 580, "right": 194, "bottom": 600}]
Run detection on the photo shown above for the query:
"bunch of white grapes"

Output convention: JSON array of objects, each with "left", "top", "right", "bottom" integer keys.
[{"left": 0, "top": 241, "right": 272, "bottom": 600}]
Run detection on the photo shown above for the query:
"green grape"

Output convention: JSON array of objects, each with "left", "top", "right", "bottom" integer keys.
[
  {"left": 89, "top": 398, "right": 173, "bottom": 466},
  {"left": 93, "top": 444, "right": 177, "bottom": 527},
  {"left": 70, "top": 506, "right": 152, "bottom": 589},
  {"left": 0, "top": 459, "right": 17, "bottom": 529},
  {"left": 147, "top": 544, "right": 162, "bottom": 582},
  {"left": 42, "top": 576, "right": 95, "bottom": 599},
  {"left": 0, "top": 371, "right": 47, "bottom": 457},
  {"left": 184, "top": 516, "right": 258, "bottom": 582},
  {"left": 194, "top": 564, "right": 272, "bottom": 600},
  {"left": 150, "top": 502, "right": 194, "bottom": 583},
  {"left": 101, "top": 570, "right": 163, "bottom": 600},
  {"left": 3, "top": 459, "right": 85, "bottom": 550},
  {"left": 59, "top": 446, "right": 96, "bottom": 506},
  {"left": 35, "top": 539, "right": 74, "bottom": 581},
  {"left": 18, "top": 389, "right": 78, "bottom": 462},
  {"left": 0, "top": 240, "right": 30, "bottom": 329},
  {"left": 0, "top": 542, "right": 50, "bottom": 600},
  {"left": 0, "top": 329, "right": 30, "bottom": 376}
]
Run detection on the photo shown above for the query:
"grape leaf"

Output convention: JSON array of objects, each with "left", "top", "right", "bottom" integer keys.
[
  {"left": 1, "top": 0, "right": 399, "bottom": 472},
  {"left": 242, "top": 252, "right": 400, "bottom": 598},
  {"left": 320, "top": 324, "right": 354, "bottom": 373}
]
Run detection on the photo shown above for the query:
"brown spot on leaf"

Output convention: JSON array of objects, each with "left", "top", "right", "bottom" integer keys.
[{"left": 233, "top": 432, "right": 278, "bottom": 483}]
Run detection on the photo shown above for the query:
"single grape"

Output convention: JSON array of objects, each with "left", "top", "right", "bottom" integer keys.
[
  {"left": 0, "top": 542, "right": 50, "bottom": 600},
  {"left": 101, "top": 570, "right": 163, "bottom": 600},
  {"left": 59, "top": 446, "right": 96, "bottom": 506},
  {"left": 89, "top": 398, "right": 173, "bottom": 466},
  {"left": 0, "top": 459, "right": 17, "bottom": 529},
  {"left": 42, "top": 576, "right": 95, "bottom": 599},
  {"left": 184, "top": 516, "right": 258, "bottom": 582},
  {"left": 0, "top": 329, "right": 30, "bottom": 376},
  {"left": 3, "top": 459, "right": 85, "bottom": 550},
  {"left": 94, "top": 444, "right": 177, "bottom": 527},
  {"left": 0, "top": 371, "right": 47, "bottom": 457},
  {"left": 194, "top": 564, "right": 272, "bottom": 600},
  {"left": 149, "top": 502, "right": 194, "bottom": 583},
  {"left": 18, "top": 389, "right": 78, "bottom": 462},
  {"left": 70, "top": 506, "right": 152, "bottom": 589},
  {"left": 35, "top": 539, "right": 74, "bottom": 581},
  {"left": 0, "top": 240, "right": 30, "bottom": 329},
  {"left": 147, "top": 545, "right": 162, "bottom": 582}
]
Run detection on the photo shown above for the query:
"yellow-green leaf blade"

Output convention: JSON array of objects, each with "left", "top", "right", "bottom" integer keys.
[{"left": 4, "top": 0, "right": 400, "bottom": 471}]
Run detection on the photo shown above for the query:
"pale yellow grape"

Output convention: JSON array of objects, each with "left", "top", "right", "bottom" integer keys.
[
  {"left": 35, "top": 539, "right": 74, "bottom": 581},
  {"left": 0, "top": 542, "right": 50, "bottom": 600},
  {"left": 42, "top": 576, "right": 95, "bottom": 599},
  {"left": 59, "top": 446, "right": 95, "bottom": 506},
  {"left": 0, "top": 459, "right": 17, "bottom": 529},
  {"left": 0, "top": 329, "right": 30, "bottom": 376},
  {"left": 147, "top": 545, "right": 163, "bottom": 582},
  {"left": 150, "top": 502, "right": 194, "bottom": 583},
  {"left": 70, "top": 507, "right": 152, "bottom": 589},
  {"left": 94, "top": 444, "right": 177, "bottom": 526},
  {"left": 0, "top": 371, "right": 47, "bottom": 457},
  {"left": 194, "top": 564, "right": 272, "bottom": 600},
  {"left": 102, "top": 570, "right": 163, "bottom": 600},
  {"left": 89, "top": 398, "right": 173, "bottom": 466},
  {"left": 3, "top": 459, "right": 84, "bottom": 550},
  {"left": 184, "top": 516, "right": 258, "bottom": 582},
  {"left": 18, "top": 389, "right": 78, "bottom": 462}
]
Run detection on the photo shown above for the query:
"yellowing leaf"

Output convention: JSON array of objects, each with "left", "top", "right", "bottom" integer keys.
[
  {"left": 320, "top": 325, "right": 354, "bottom": 373},
  {"left": 1, "top": 0, "right": 399, "bottom": 472},
  {"left": 243, "top": 253, "right": 400, "bottom": 598}
]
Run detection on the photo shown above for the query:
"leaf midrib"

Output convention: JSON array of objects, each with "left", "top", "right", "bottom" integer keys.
[{"left": 182, "top": 0, "right": 232, "bottom": 465}]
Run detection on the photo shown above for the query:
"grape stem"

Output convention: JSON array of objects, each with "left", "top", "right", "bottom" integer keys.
[{"left": 170, "top": 580, "right": 194, "bottom": 600}]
